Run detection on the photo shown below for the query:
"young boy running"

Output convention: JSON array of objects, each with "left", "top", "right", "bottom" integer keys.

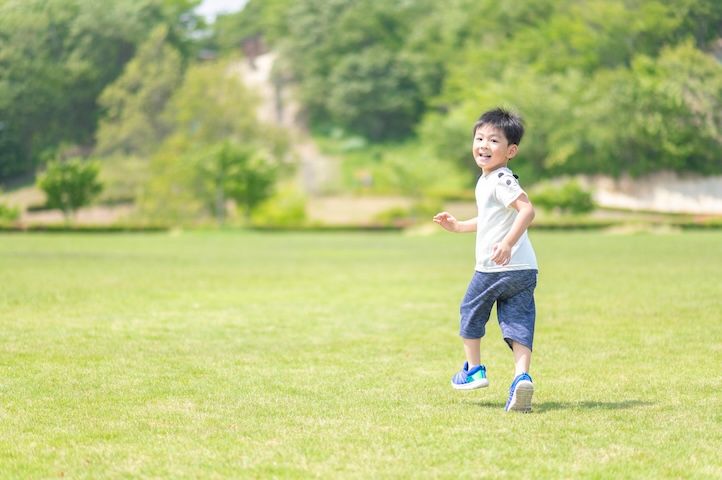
[{"left": 433, "top": 107, "right": 538, "bottom": 412}]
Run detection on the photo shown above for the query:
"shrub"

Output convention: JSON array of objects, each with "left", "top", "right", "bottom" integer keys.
[
  {"left": 202, "top": 142, "right": 280, "bottom": 222},
  {"left": 532, "top": 180, "right": 595, "bottom": 214},
  {"left": 0, "top": 202, "right": 20, "bottom": 222},
  {"left": 37, "top": 158, "right": 103, "bottom": 221},
  {"left": 250, "top": 187, "right": 307, "bottom": 228}
]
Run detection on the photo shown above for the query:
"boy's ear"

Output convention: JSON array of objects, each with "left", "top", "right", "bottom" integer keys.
[{"left": 506, "top": 143, "right": 519, "bottom": 159}]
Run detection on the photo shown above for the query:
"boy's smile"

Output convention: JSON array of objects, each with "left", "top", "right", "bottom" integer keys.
[{"left": 472, "top": 124, "right": 518, "bottom": 174}]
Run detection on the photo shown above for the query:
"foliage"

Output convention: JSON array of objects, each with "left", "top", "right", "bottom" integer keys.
[
  {"left": 197, "top": 141, "right": 280, "bottom": 222},
  {"left": 139, "top": 59, "right": 288, "bottom": 224},
  {"left": 138, "top": 135, "right": 206, "bottom": 223},
  {"left": 0, "top": 191, "right": 20, "bottom": 222},
  {"left": 253, "top": 0, "right": 722, "bottom": 179},
  {"left": 2, "top": 0, "right": 721, "bottom": 193},
  {"left": 324, "top": 48, "right": 432, "bottom": 140},
  {"left": 37, "top": 158, "right": 103, "bottom": 220},
  {"left": 250, "top": 185, "right": 308, "bottom": 227},
  {"left": 211, "top": 0, "right": 293, "bottom": 52},
  {"left": 325, "top": 138, "right": 468, "bottom": 197},
  {"left": 419, "top": 0, "right": 722, "bottom": 180},
  {"left": 162, "top": 60, "right": 265, "bottom": 145},
  {"left": 604, "top": 42, "right": 722, "bottom": 176},
  {"left": 97, "top": 154, "right": 149, "bottom": 205},
  {"left": 280, "top": 0, "right": 441, "bottom": 139},
  {"left": 416, "top": 107, "right": 484, "bottom": 182},
  {"left": 95, "top": 25, "right": 184, "bottom": 157},
  {"left": 0, "top": 127, "right": 25, "bottom": 180},
  {"left": 0, "top": 0, "right": 200, "bottom": 181},
  {"left": 531, "top": 180, "right": 596, "bottom": 214}
]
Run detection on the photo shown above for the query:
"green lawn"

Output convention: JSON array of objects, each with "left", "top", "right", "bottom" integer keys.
[{"left": 1, "top": 231, "right": 720, "bottom": 479}]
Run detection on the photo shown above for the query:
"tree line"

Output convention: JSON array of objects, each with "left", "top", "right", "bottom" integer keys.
[
  {"left": 1, "top": 0, "right": 721, "bottom": 223},
  {"left": 226, "top": 0, "right": 722, "bottom": 179},
  {"left": 1, "top": 0, "right": 288, "bottom": 223}
]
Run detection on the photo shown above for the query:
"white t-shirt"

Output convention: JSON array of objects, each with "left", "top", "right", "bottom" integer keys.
[{"left": 474, "top": 166, "right": 538, "bottom": 272}]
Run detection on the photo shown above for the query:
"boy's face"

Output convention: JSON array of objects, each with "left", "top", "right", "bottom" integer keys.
[{"left": 472, "top": 124, "right": 518, "bottom": 174}]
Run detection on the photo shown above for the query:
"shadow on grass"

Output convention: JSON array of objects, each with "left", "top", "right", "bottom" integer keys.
[{"left": 464, "top": 400, "right": 653, "bottom": 412}]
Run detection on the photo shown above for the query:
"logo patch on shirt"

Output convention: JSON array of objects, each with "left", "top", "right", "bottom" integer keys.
[{"left": 501, "top": 174, "right": 518, "bottom": 187}]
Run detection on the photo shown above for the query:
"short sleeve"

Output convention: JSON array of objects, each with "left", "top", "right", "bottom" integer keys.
[{"left": 495, "top": 174, "right": 525, "bottom": 207}]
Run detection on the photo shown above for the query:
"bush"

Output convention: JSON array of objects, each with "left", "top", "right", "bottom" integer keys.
[
  {"left": 195, "top": 142, "right": 281, "bottom": 224},
  {"left": 0, "top": 202, "right": 20, "bottom": 222},
  {"left": 37, "top": 158, "right": 103, "bottom": 221},
  {"left": 532, "top": 180, "right": 595, "bottom": 214},
  {"left": 250, "top": 187, "right": 307, "bottom": 228},
  {"left": 97, "top": 155, "right": 148, "bottom": 205}
]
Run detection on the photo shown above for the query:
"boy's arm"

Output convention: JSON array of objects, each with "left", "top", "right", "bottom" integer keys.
[
  {"left": 433, "top": 212, "right": 477, "bottom": 233},
  {"left": 490, "top": 194, "right": 536, "bottom": 265}
]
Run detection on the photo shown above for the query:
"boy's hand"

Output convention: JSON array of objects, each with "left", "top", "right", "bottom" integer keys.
[
  {"left": 490, "top": 241, "right": 512, "bottom": 265},
  {"left": 433, "top": 212, "right": 459, "bottom": 232}
]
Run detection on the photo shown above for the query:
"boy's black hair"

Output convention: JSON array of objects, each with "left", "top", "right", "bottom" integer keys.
[{"left": 472, "top": 108, "right": 524, "bottom": 146}]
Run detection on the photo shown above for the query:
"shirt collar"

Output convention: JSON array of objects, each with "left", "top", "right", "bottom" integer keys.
[{"left": 481, "top": 166, "right": 511, "bottom": 179}]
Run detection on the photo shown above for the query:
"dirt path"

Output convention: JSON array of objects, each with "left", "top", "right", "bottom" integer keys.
[{"left": 232, "top": 52, "right": 338, "bottom": 195}]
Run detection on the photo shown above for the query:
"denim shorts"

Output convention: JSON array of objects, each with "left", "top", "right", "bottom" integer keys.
[{"left": 459, "top": 269, "right": 538, "bottom": 350}]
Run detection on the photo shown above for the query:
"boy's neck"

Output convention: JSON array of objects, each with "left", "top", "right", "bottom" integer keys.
[{"left": 482, "top": 164, "right": 509, "bottom": 176}]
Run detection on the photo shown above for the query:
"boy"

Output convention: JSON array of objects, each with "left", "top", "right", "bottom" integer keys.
[{"left": 433, "top": 108, "right": 538, "bottom": 413}]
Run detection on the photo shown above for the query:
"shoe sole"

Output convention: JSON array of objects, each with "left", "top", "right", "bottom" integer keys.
[
  {"left": 506, "top": 380, "right": 534, "bottom": 412},
  {"left": 451, "top": 378, "right": 489, "bottom": 390}
]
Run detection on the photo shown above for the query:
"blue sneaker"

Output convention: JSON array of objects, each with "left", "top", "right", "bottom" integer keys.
[
  {"left": 451, "top": 362, "right": 489, "bottom": 390},
  {"left": 505, "top": 372, "right": 534, "bottom": 412}
]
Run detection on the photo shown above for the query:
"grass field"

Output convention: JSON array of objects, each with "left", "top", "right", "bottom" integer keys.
[{"left": 1, "top": 230, "right": 720, "bottom": 479}]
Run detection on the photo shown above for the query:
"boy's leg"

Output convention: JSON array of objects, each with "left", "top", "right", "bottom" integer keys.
[
  {"left": 512, "top": 341, "right": 531, "bottom": 376},
  {"left": 459, "top": 272, "right": 496, "bottom": 356},
  {"left": 463, "top": 337, "right": 481, "bottom": 367},
  {"left": 452, "top": 272, "right": 496, "bottom": 390},
  {"left": 495, "top": 270, "right": 537, "bottom": 411},
  {"left": 451, "top": 339, "right": 488, "bottom": 389},
  {"left": 496, "top": 270, "right": 537, "bottom": 357},
  {"left": 506, "top": 340, "right": 534, "bottom": 413}
]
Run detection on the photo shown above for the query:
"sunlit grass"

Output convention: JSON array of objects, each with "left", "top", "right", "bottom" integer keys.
[{"left": 0, "top": 231, "right": 720, "bottom": 478}]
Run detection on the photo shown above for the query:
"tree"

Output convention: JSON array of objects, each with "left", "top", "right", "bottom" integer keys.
[
  {"left": 198, "top": 142, "right": 279, "bottom": 222},
  {"left": 326, "top": 48, "right": 428, "bottom": 140},
  {"left": 163, "top": 60, "right": 262, "bottom": 144},
  {"left": 138, "top": 59, "right": 288, "bottom": 224},
  {"left": 532, "top": 181, "right": 595, "bottom": 214},
  {"left": 37, "top": 159, "right": 103, "bottom": 221},
  {"left": 95, "top": 25, "right": 184, "bottom": 156},
  {"left": 580, "top": 42, "right": 722, "bottom": 176},
  {"left": 0, "top": 188, "right": 20, "bottom": 223},
  {"left": 418, "top": 0, "right": 722, "bottom": 180},
  {"left": 281, "top": 0, "right": 441, "bottom": 139},
  {"left": 211, "top": 0, "right": 294, "bottom": 52},
  {"left": 138, "top": 135, "right": 206, "bottom": 223},
  {"left": 0, "top": 0, "right": 201, "bottom": 182}
]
